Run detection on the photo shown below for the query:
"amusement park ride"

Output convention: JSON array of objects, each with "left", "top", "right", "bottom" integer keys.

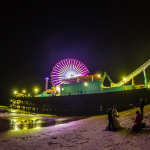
[
  {"left": 12, "top": 58, "right": 150, "bottom": 115},
  {"left": 111, "top": 59, "right": 150, "bottom": 88},
  {"left": 38, "top": 58, "right": 150, "bottom": 97}
]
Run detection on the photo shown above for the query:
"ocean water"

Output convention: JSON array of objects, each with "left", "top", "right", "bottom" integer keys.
[{"left": 0, "top": 106, "right": 86, "bottom": 132}]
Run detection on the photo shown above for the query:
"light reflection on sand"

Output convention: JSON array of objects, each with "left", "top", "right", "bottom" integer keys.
[
  {"left": 9, "top": 117, "right": 43, "bottom": 130},
  {"left": 0, "top": 106, "right": 87, "bottom": 132}
]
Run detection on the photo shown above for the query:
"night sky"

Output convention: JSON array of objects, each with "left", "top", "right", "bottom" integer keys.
[{"left": 1, "top": 1, "right": 150, "bottom": 104}]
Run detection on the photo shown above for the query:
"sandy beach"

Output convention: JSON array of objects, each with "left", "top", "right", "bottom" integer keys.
[{"left": 0, "top": 105, "right": 150, "bottom": 150}]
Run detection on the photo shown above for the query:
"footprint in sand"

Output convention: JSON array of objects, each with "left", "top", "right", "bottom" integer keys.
[
  {"left": 52, "top": 136, "right": 57, "bottom": 139},
  {"left": 2, "top": 140, "right": 9, "bottom": 143},
  {"left": 48, "top": 141, "right": 62, "bottom": 147}
]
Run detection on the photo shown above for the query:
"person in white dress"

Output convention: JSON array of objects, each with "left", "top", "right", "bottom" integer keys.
[{"left": 112, "top": 105, "right": 121, "bottom": 129}]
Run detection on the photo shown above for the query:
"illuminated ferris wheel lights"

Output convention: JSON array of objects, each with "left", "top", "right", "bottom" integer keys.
[{"left": 51, "top": 58, "right": 89, "bottom": 86}]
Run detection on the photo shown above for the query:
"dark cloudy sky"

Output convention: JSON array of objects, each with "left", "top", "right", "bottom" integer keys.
[{"left": 1, "top": 1, "right": 150, "bottom": 104}]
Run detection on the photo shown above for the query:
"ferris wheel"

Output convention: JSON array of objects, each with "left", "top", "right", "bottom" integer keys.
[{"left": 51, "top": 58, "right": 89, "bottom": 86}]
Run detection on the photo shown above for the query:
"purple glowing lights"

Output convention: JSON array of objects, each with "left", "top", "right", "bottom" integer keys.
[
  {"left": 51, "top": 58, "right": 89, "bottom": 86},
  {"left": 45, "top": 77, "right": 49, "bottom": 81}
]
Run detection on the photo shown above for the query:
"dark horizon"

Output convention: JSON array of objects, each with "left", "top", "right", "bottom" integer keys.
[{"left": 1, "top": 1, "right": 150, "bottom": 104}]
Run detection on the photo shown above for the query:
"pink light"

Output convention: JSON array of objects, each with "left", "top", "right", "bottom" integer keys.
[{"left": 51, "top": 58, "right": 89, "bottom": 86}]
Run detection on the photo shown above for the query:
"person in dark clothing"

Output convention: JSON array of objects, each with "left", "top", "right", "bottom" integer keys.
[
  {"left": 140, "top": 98, "right": 144, "bottom": 114},
  {"left": 106, "top": 106, "right": 115, "bottom": 131}
]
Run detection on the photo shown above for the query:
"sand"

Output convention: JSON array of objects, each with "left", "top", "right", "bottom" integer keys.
[{"left": 0, "top": 105, "right": 150, "bottom": 150}]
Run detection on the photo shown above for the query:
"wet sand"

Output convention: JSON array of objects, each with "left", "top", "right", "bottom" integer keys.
[
  {"left": 0, "top": 105, "right": 150, "bottom": 150},
  {"left": 0, "top": 106, "right": 88, "bottom": 132}
]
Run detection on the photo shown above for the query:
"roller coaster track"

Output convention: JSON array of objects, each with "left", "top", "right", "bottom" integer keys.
[{"left": 111, "top": 59, "right": 150, "bottom": 87}]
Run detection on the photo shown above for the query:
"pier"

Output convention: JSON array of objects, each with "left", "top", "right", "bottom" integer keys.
[{"left": 11, "top": 88, "right": 150, "bottom": 116}]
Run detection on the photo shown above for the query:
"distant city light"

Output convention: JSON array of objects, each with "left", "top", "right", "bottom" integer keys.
[
  {"left": 97, "top": 74, "right": 101, "bottom": 77},
  {"left": 84, "top": 82, "right": 88, "bottom": 86},
  {"left": 56, "top": 86, "right": 60, "bottom": 92},
  {"left": 123, "top": 78, "right": 126, "bottom": 82},
  {"left": 22, "top": 90, "right": 26, "bottom": 93},
  {"left": 34, "top": 88, "right": 38, "bottom": 95}
]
